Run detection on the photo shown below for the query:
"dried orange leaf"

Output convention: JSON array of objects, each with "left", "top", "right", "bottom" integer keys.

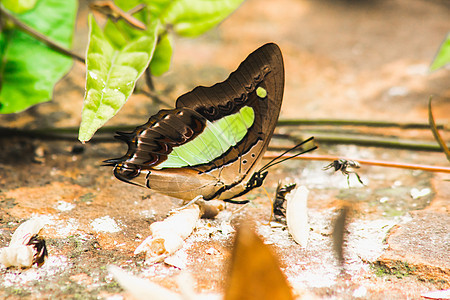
[{"left": 224, "top": 224, "right": 293, "bottom": 300}]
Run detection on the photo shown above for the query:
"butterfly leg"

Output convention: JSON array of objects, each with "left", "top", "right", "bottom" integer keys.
[
  {"left": 171, "top": 195, "right": 204, "bottom": 213},
  {"left": 223, "top": 198, "right": 250, "bottom": 205}
]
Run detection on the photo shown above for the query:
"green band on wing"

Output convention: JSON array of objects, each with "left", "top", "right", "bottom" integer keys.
[{"left": 155, "top": 106, "right": 255, "bottom": 169}]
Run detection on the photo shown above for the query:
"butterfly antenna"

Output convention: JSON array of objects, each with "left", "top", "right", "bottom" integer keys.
[
  {"left": 261, "top": 145, "right": 317, "bottom": 171},
  {"left": 259, "top": 137, "right": 317, "bottom": 172},
  {"left": 260, "top": 137, "right": 314, "bottom": 170}
]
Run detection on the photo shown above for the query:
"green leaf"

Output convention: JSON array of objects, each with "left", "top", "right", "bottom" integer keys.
[
  {"left": 0, "top": 0, "right": 77, "bottom": 114},
  {"left": 149, "top": 34, "right": 172, "bottom": 76},
  {"left": 78, "top": 15, "right": 159, "bottom": 142},
  {"left": 160, "top": 0, "right": 245, "bottom": 37},
  {"left": 103, "top": 19, "right": 129, "bottom": 49},
  {"left": 105, "top": 0, "right": 243, "bottom": 77},
  {"left": 430, "top": 32, "right": 450, "bottom": 71},
  {"left": 2, "top": 0, "right": 38, "bottom": 14},
  {"left": 114, "top": 0, "right": 142, "bottom": 12},
  {"left": 142, "top": 0, "right": 172, "bottom": 18}
]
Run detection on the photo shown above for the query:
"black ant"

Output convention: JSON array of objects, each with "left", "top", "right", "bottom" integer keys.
[
  {"left": 272, "top": 182, "right": 297, "bottom": 223},
  {"left": 26, "top": 234, "right": 48, "bottom": 267}
]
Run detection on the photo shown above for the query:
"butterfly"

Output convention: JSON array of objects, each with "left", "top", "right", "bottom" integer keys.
[{"left": 105, "top": 43, "right": 316, "bottom": 204}]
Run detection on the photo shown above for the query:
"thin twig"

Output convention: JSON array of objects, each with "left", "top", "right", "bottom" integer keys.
[
  {"left": 277, "top": 119, "right": 445, "bottom": 130},
  {"left": 428, "top": 98, "right": 450, "bottom": 162},
  {"left": 262, "top": 153, "right": 450, "bottom": 174},
  {"left": 0, "top": 124, "right": 443, "bottom": 152},
  {"left": 270, "top": 134, "right": 442, "bottom": 152},
  {"left": 145, "top": 68, "right": 155, "bottom": 91},
  {"left": 0, "top": 6, "right": 85, "bottom": 63},
  {"left": 89, "top": 1, "right": 146, "bottom": 30},
  {"left": 139, "top": 90, "right": 173, "bottom": 108},
  {"left": 140, "top": 67, "right": 175, "bottom": 107}
]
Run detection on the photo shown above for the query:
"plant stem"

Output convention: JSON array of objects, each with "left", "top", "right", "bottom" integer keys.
[
  {"left": 0, "top": 6, "right": 85, "bottom": 63},
  {"left": 428, "top": 98, "right": 450, "bottom": 162},
  {"left": 0, "top": 126, "right": 442, "bottom": 152},
  {"left": 139, "top": 67, "right": 173, "bottom": 107},
  {"left": 139, "top": 90, "right": 173, "bottom": 108},
  {"left": 277, "top": 118, "right": 445, "bottom": 130},
  {"left": 270, "top": 133, "right": 441, "bottom": 151},
  {"left": 145, "top": 68, "right": 155, "bottom": 91}
]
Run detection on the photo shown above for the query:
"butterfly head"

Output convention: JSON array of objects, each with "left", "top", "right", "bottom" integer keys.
[
  {"left": 246, "top": 170, "right": 269, "bottom": 190},
  {"left": 112, "top": 163, "right": 144, "bottom": 186}
]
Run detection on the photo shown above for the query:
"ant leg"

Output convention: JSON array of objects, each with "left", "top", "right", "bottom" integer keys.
[
  {"left": 323, "top": 162, "right": 334, "bottom": 171},
  {"left": 353, "top": 172, "right": 364, "bottom": 185},
  {"left": 345, "top": 170, "right": 364, "bottom": 186}
]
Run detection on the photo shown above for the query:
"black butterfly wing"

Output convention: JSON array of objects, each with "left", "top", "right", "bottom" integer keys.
[
  {"left": 107, "top": 43, "right": 284, "bottom": 201},
  {"left": 176, "top": 43, "right": 285, "bottom": 199}
]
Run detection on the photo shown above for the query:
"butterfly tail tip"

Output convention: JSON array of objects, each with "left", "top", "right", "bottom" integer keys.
[{"left": 102, "top": 158, "right": 123, "bottom": 166}]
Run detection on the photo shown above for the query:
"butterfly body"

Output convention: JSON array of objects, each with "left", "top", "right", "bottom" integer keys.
[{"left": 106, "top": 43, "right": 285, "bottom": 202}]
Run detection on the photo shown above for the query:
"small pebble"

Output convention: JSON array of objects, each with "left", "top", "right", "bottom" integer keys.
[
  {"left": 379, "top": 197, "right": 389, "bottom": 203},
  {"left": 353, "top": 286, "right": 367, "bottom": 298},
  {"left": 410, "top": 188, "right": 431, "bottom": 199},
  {"left": 91, "top": 216, "right": 121, "bottom": 233},
  {"left": 387, "top": 86, "right": 409, "bottom": 97}
]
